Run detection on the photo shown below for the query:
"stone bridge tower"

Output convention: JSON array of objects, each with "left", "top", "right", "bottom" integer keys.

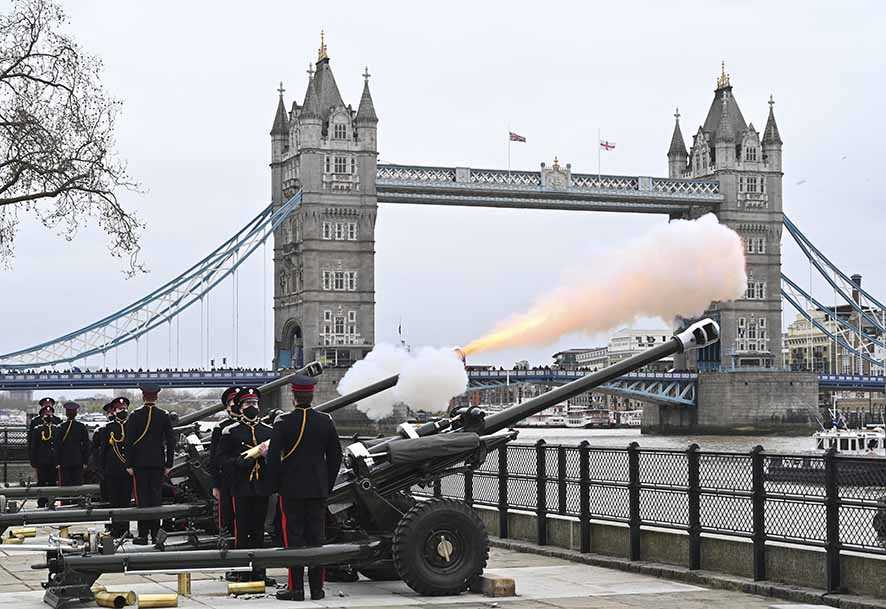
[
  {"left": 270, "top": 35, "right": 378, "bottom": 402},
  {"left": 668, "top": 63, "right": 784, "bottom": 371}
]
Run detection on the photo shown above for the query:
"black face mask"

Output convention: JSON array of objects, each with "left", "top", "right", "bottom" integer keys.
[
  {"left": 115, "top": 410, "right": 128, "bottom": 422},
  {"left": 66, "top": 412, "right": 76, "bottom": 420},
  {"left": 242, "top": 406, "right": 260, "bottom": 421},
  {"left": 42, "top": 414, "right": 52, "bottom": 422}
]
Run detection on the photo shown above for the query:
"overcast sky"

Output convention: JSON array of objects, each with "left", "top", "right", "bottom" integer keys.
[{"left": 2, "top": 0, "right": 885, "bottom": 377}]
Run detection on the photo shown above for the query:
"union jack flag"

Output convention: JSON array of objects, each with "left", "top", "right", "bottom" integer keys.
[
  {"left": 509, "top": 131, "right": 526, "bottom": 143},
  {"left": 600, "top": 140, "right": 616, "bottom": 151}
]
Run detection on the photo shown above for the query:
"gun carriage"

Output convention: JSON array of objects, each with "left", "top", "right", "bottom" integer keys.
[{"left": 36, "top": 319, "right": 720, "bottom": 607}]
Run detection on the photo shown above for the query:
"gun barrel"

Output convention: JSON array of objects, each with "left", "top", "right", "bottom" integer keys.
[
  {"left": 314, "top": 374, "right": 399, "bottom": 414},
  {"left": 175, "top": 362, "right": 322, "bottom": 427},
  {"left": 58, "top": 539, "right": 383, "bottom": 573},
  {"left": 0, "top": 503, "right": 205, "bottom": 528},
  {"left": 481, "top": 319, "right": 719, "bottom": 435},
  {"left": 0, "top": 484, "right": 101, "bottom": 499}
]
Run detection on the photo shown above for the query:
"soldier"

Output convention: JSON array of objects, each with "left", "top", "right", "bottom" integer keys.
[
  {"left": 96, "top": 397, "right": 133, "bottom": 537},
  {"left": 209, "top": 387, "right": 241, "bottom": 537},
  {"left": 218, "top": 387, "right": 275, "bottom": 585},
  {"left": 91, "top": 402, "right": 118, "bottom": 502},
  {"left": 28, "top": 399, "right": 59, "bottom": 507},
  {"left": 124, "top": 384, "right": 175, "bottom": 545},
  {"left": 267, "top": 375, "right": 342, "bottom": 602},
  {"left": 52, "top": 402, "right": 90, "bottom": 487},
  {"left": 28, "top": 397, "right": 61, "bottom": 455}
]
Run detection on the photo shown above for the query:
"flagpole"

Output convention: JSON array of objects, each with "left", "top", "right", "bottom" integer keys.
[
  {"left": 507, "top": 124, "right": 511, "bottom": 178},
  {"left": 597, "top": 127, "right": 601, "bottom": 185}
]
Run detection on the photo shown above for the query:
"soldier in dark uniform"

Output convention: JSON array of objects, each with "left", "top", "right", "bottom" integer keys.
[
  {"left": 124, "top": 385, "right": 175, "bottom": 545},
  {"left": 218, "top": 387, "right": 276, "bottom": 585},
  {"left": 96, "top": 397, "right": 133, "bottom": 537},
  {"left": 209, "top": 386, "right": 241, "bottom": 537},
  {"left": 28, "top": 398, "right": 61, "bottom": 463},
  {"left": 91, "top": 402, "right": 118, "bottom": 502},
  {"left": 53, "top": 402, "right": 90, "bottom": 487},
  {"left": 28, "top": 399, "right": 59, "bottom": 507},
  {"left": 267, "top": 376, "right": 342, "bottom": 602}
]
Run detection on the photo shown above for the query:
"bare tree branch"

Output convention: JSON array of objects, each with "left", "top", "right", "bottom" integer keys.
[{"left": 0, "top": 0, "right": 143, "bottom": 275}]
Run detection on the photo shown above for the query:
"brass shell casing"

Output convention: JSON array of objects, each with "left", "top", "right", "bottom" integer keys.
[
  {"left": 227, "top": 581, "right": 266, "bottom": 595},
  {"left": 95, "top": 590, "right": 137, "bottom": 608},
  {"left": 136, "top": 594, "right": 178, "bottom": 608}
]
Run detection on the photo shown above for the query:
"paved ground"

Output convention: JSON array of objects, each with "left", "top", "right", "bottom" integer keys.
[{"left": 0, "top": 535, "right": 832, "bottom": 609}]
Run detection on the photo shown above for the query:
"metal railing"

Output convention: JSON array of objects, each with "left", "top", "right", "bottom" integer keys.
[{"left": 418, "top": 441, "right": 886, "bottom": 593}]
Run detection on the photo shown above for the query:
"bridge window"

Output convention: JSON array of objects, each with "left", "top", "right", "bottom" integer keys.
[
  {"left": 334, "top": 271, "right": 345, "bottom": 290},
  {"left": 335, "top": 223, "right": 344, "bottom": 240},
  {"left": 759, "top": 318, "right": 766, "bottom": 328},
  {"left": 334, "top": 156, "right": 348, "bottom": 174},
  {"left": 745, "top": 147, "right": 757, "bottom": 162},
  {"left": 746, "top": 238, "right": 755, "bottom": 254},
  {"left": 333, "top": 123, "right": 347, "bottom": 140},
  {"left": 756, "top": 238, "right": 766, "bottom": 254},
  {"left": 322, "top": 222, "right": 332, "bottom": 239},
  {"left": 351, "top": 158, "right": 357, "bottom": 174},
  {"left": 348, "top": 310, "right": 356, "bottom": 323},
  {"left": 746, "top": 281, "right": 766, "bottom": 300},
  {"left": 348, "top": 222, "right": 357, "bottom": 240},
  {"left": 325, "top": 156, "right": 330, "bottom": 172},
  {"left": 321, "top": 271, "right": 358, "bottom": 291}
]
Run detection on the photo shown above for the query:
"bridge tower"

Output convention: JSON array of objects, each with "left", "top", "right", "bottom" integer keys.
[
  {"left": 669, "top": 63, "right": 784, "bottom": 371},
  {"left": 270, "top": 35, "right": 378, "bottom": 402}
]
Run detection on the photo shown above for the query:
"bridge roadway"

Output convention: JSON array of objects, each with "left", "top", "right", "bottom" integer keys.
[
  {"left": 375, "top": 164, "right": 724, "bottom": 213},
  {"left": 0, "top": 369, "right": 881, "bottom": 401}
]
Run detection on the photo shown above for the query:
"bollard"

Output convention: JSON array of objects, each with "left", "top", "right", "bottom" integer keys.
[
  {"left": 176, "top": 573, "right": 191, "bottom": 597},
  {"left": 227, "top": 581, "right": 266, "bottom": 596},
  {"left": 137, "top": 594, "right": 178, "bottom": 608}
]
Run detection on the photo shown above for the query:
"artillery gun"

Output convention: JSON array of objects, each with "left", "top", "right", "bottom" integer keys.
[
  {"left": 39, "top": 319, "right": 720, "bottom": 608},
  {"left": 0, "top": 363, "right": 324, "bottom": 532}
]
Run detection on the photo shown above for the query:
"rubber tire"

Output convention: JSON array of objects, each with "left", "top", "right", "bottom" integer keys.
[{"left": 392, "top": 498, "right": 488, "bottom": 596}]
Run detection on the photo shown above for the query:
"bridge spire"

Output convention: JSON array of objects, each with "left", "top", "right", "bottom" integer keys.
[
  {"left": 270, "top": 82, "right": 289, "bottom": 136},
  {"left": 667, "top": 106, "right": 688, "bottom": 175},
  {"left": 763, "top": 94, "right": 782, "bottom": 146},
  {"left": 356, "top": 66, "right": 378, "bottom": 124},
  {"left": 318, "top": 30, "right": 328, "bottom": 61},
  {"left": 716, "top": 60, "right": 731, "bottom": 90}
]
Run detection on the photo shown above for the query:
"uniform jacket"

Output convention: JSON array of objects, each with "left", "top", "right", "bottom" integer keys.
[
  {"left": 124, "top": 406, "right": 175, "bottom": 469},
  {"left": 266, "top": 408, "right": 342, "bottom": 499},
  {"left": 218, "top": 420, "right": 274, "bottom": 497},
  {"left": 28, "top": 419, "right": 57, "bottom": 466},
  {"left": 209, "top": 418, "right": 239, "bottom": 489},
  {"left": 52, "top": 418, "right": 90, "bottom": 468},
  {"left": 27, "top": 415, "right": 61, "bottom": 450},
  {"left": 95, "top": 421, "right": 129, "bottom": 478}
]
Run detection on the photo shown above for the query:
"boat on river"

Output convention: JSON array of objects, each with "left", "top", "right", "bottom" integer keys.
[{"left": 766, "top": 425, "right": 886, "bottom": 486}]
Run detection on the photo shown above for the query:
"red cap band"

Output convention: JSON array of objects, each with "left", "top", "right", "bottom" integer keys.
[{"left": 291, "top": 384, "right": 315, "bottom": 393}]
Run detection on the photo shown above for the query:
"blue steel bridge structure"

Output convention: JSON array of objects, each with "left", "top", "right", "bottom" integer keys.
[{"left": 0, "top": 163, "right": 884, "bottom": 409}]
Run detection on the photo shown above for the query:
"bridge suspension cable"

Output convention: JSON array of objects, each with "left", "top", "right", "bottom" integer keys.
[
  {"left": 783, "top": 215, "right": 886, "bottom": 333},
  {"left": 0, "top": 192, "right": 303, "bottom": 369}
]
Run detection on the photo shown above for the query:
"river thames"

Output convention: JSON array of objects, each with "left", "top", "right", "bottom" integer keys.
[{"left": 513, "top": 427, "right": 812, "bottom": 453}]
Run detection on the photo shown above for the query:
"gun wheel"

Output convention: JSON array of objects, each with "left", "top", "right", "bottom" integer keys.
[{"left": 393, "top": 498, "right": 488, "bottom": 596}]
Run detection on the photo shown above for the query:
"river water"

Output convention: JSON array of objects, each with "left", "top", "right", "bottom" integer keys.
[{"left": 512, "top": 427, "right": 812, "bottom": 453}]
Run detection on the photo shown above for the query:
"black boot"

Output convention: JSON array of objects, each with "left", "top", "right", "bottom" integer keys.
[
  {"left": 275, "top": 589, "right": 304, "bottom": 601},
  {"left": 310, "top": 589, "right": 325, "bottom": 601}
]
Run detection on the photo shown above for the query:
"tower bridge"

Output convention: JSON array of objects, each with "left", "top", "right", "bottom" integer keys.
[{"left": 0, "top": 41, "right": 883, "bottom": 433}]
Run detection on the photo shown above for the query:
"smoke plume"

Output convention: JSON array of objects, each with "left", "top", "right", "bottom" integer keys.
[
  {"left": 461, "top": 214, "right": 746, "bottom": 355},
  {"left": 337, "top": 344, "right": 468, "bottom": 421}
]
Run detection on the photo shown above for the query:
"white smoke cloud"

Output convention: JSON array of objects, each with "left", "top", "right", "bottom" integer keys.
[
  {"left": 337, "top": 344, "right": 468, "bottom": 421},
  {"left": 397, "top": 346, "right": 469, "bottom": 413},
  {"left": 462, "top": 213, "right": 747, "bottom": 355}
]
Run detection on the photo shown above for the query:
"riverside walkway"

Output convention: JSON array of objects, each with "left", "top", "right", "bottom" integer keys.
[{"left": 0, "top": 539, "right": 872, "bottom": 609}]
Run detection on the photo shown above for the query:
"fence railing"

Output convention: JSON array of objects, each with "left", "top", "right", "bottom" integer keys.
[{"left": 418, "top": 440, "right": 886, "bottom": 593}]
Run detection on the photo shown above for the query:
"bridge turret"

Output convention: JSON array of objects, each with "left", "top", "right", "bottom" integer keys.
[
  {"left": 270, "top": 84, "right": 289, "bottom": 207},
  {"left": 667, "top": 108, "right": 688, "bottom": 178},
  {"left": 762, "top": 95, "right": 783, "bottom": 172}
]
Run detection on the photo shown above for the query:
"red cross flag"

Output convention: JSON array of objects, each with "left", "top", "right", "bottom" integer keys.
[
  {"left": 600, "top": 140, "right": 616, "bottom": 151},
  {"left": 509, "top": 131, "right": 527, "bottom": 143}
]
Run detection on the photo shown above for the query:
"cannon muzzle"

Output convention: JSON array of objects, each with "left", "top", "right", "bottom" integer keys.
[{"left": 480, "top": 318, "right": 719, "bottom": 435}]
